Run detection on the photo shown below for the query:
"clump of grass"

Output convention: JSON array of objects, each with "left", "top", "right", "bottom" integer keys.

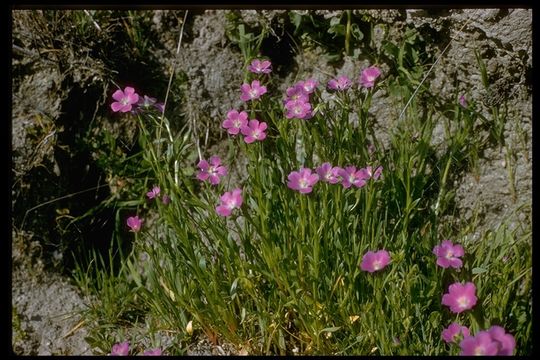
[
  {"left": 76, "top": 12, "right": 530, "bottom": 356},
  {"left": 12, "top": 306, "right": 29, "bottom": 349}
]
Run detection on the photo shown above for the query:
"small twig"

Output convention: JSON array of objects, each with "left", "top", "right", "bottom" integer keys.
[
  {"left": 313, "top": 66, "right": 335, "bottom": 79},
  {"left": 398, "top": 11, "right": 476, "bottom": 120},
  {"left": 12, "top": 44, "right": 57, "bottom": 65},
  {"left": 83, "top": 10, "right": 101, "bottom": 32},
  {"left": 204, "top": 126, "right": 210, "bottom": 149},
  {"left": 62, "top": 319, "right": 86, "bottom": 339},
  {"left": 159, "top": 11, "right": 189, "bottom": 132},
  {"left": 195, "top": 136, "right": 202, "bottom": 161},
  {"left": 157, "top": 10, "right": 189, "bottom": 179},
  {"left": 12, "top": 44, "right": 37, "bottom": 57}
]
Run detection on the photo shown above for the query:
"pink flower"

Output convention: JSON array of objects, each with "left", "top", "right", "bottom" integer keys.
[
  {"left": 284, "top": 99, "right": 312, "bottom": 120},
  {"left": 126, "top": 216, "right": 142, "bottom": 233},
  {"left": 111, "top": 341, "right": 130, "bottom": 356},
  {"left": 216, "top": 188, "right": 243, "bottom": 217},
  {"left": 162, "top": 194, "right": 171, "bottom": 205},
  {"left": 285, "top": 84, "right": 309, "bottom": 103},
  {"left": 338, "top": 166, "right": 370, "bottom": 189},
  {"left": 327, "top": 75, "right": 352, "bottom": 91},
  {"left": 143, "top": 348, "right": 162, "bottom": 356},
  {"left": 240, "top": 80, "right": 267, "bottom": 102},
  {"left": 154, "top": 102, "right": 165, "bottom": 113},
  {"left": 197, "top": 156, "right": 228, "bottom": 185},
  {"left": 459, "top": 95, "right": 468, "bottom": 108},
  {"left": 222, "top": 109, "right": 249, "bottom": 135},
  {"left": 132, "top": 100, "right": 164, "bottom": 114},
  {"left": 366, "top": 165, "right": 383, "bottom": 180},
  {"left": 360, "top": 250, "right": 391, "bottom": 273},
  {"left": 460, "top": 332, "right": 499, "bottom": 355},
  {"left": 433, "top": 240, "right": 465, "bottom": 269},
  {"left": 315, "top": 162, "right": 341, "bottom": 184},
  {"left": 442, "top": 282, "right": 477, "bottom": 314},
  {"left": 287, "top": 168, "right": 319, "bottom": 194},
  {"left": 240, "top": 119, "right": 267, "bottom": 143},
  {"left": 459, "top": 326, "right": 516, "bottom": 355},
  {"left": 359, "top": 66, "right": 381, "bottom": 88},
  {"left": 137, "top": 95, "right": 157, "bottom": 108},
  {"left": 248, "top": 59, "right": 272, "bottom": 74},
  {"left": 146, "top": 186, "right": 161, "bottom": 199},
  {"left": 297, "top": 78, "right": 318, "bottom": 94},
  {"left": 131, "top": 95, "right": 157, "bottom": 115},
  {"left": 487, "top": 325, "right": 516, "bottom": 355},
  {"left": 111, "top": 87, "right": 139, "bottom": 113},
  {"left": 441, "top": 322, "right": 470, "bottom": 343}
]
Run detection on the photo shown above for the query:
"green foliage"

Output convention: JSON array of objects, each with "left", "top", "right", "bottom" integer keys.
[
  {"left": 68, "top": 11, "right": 530, "bottom": 356},
  {"left": 115, "top": 34, "right": 531, "bottom": 354},
  {"left": 71, "top": 236, "right": 149, "bottom": 355},
  {"left": 225, "top": 11, "right": 270, "bottom": 74},
  {"left": 474, "top": 49, "right": 509, "bottom": 149},
  {"left": 464, "top": 218, "right": 532, "bottom": 350},
  {"left": 288, "top": 11, "right": 368, "bottom": 62},
  {"left": 12, "top": 306, "right": 28, "bottom": 347}
]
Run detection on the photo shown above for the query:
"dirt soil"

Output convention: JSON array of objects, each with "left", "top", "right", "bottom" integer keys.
[{"left": 12, "top": 231, "right": 93, "bottom": 355}]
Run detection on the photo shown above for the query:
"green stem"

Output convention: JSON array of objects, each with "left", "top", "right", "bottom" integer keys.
[
  {"left": 345, "top": 10, "right": 352, "bottom": 56},
  {"left": 505, "top": 146, "right": 517, "bottom": 203},
  {"left": 435, "top": 154, "right": 452, "bottom": 217},
  {"left": 308, "top": 196, "right": 319, "bottom": 298},
  {"left": 298, "top": 195, "right": 307, "bottom": 277}
]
